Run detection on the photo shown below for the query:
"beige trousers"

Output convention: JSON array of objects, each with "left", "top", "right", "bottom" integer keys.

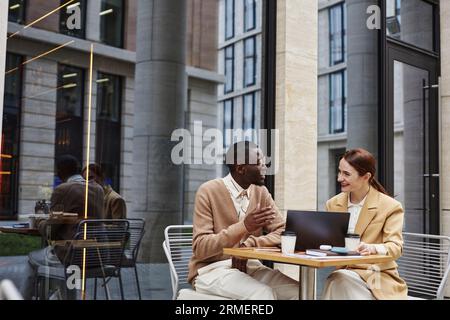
[
  {"left": 194, "top": 259, "right": 299, "bottom": 300},
  {"left": 321, "top": 269, "right": 375, "bottom": 300}
]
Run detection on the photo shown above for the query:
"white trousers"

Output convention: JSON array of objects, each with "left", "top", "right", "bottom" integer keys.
[
  {"left": 321, "top": 269, "right": 375, "bottom": 300},
  {"left": 194, "top": 259, "right": 299, "bottom": 300}
]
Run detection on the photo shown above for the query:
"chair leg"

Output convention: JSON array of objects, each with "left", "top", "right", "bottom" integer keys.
[
  {"left": 102, "top": 277, "right": 110, "bottom": 300},
  {"left": 118, "top": 271, "right": 125, "bottom": 300},
  {"left": 133, "top": 265, "right": 142, "bottom": 300}
]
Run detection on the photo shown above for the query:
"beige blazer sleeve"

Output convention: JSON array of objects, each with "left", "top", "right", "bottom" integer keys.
[
  {"left": 381, "top": 202, "right": 404, "bottom": 259},
  {"left": 192, "top": 186, "right": 248, "bottom": 261}
]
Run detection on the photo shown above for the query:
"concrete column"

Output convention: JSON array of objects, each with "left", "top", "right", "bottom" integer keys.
[
  {"left": 86, "top": 0, "right": 101, "bottom": 42},
  {"left": 275, "top": 0, "right": 318, "bottom": 280},
  {"left": 134, "top": 0, "right": 187, "bottom": 262},
  {"left": 0, "top": 0, "right": 8, "bottom": 139},
  {"left": 275, "top": 0, "right": 318, "bottom": 213},
  {"left": 346, "top": 0, "right": 379, "bottom": 156},
  {"left": 439, "top": 0, "right": 450, "bottom": 297}
]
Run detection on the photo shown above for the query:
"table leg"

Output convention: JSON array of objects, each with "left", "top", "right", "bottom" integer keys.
[{"left": 299, "top": 266, "right": 317, "bottom": 300}]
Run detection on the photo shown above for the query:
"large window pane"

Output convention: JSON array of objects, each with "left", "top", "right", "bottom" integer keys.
[
  {"left": 100, "top": 0, "right": 125, "bottom": 48},
  {"left": 8, "top": 0, "right": 26, "bottom": 24},
  {"left": 1, "top": 53, "right": 23, "bottom": 218},
  {"left": 329, "top": 4, "right": 345, "bottom": 66},
  {"left": 329, "top": 71, "right": 346, "bottom": 134},
  {"left": 96, "top": 73, "right": 122, "bottom": 191},
  {"left": 243, "top": 93, "right": 255, "bottom": 130},
  {"left": 244, "top": 37, "right": 256, "bottom": 87},
  {"left": 55, "top": 64, "right": 85, "bottom": 185},
  {"left": 225, "top": 0, "right": 235, "bottom": 40},
  {"left": 386, "top": 0, "right": 434, "bottom": 52},
  {"left": 60, "top": 0, "right": 87, "bottom": 39},
  {"left": 224, "top": 45, "right": 234, "bottom": 93},
  {"left": 223, "top": 99, "right": 234, "bottom": 149},
  {"left": 244, "top": 0, "right": 256, "bottom": 32}
]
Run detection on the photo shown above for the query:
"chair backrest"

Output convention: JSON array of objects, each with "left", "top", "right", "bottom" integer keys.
[
  {"left": 398, "top": 232, "right": 450, "bottom": 299},
  {"left": 124, "top": 218, "right": 145, "bottom": 261},
  {"left": 0, "top": 280, "right": 23, "bottom": 300},
  {"left": 163, "top": 225, "right": 193, "bottom": 300},
  {"left": 64, "top": 219, "right": 130, "bottom": 273}
]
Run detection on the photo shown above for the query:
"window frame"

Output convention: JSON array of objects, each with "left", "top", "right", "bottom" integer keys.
[
  {"left": 244, "top": 36, "right": 257, "bottom": 87},
  {"left": 100, "top": 0, "right": 125, "bottom": 48},
  {"left": 223, "top": 99, "right": 234, "bottom": 149},
  {"left": 225, "top": 0, "right": 235, "bottom": 41},
  {"left": 8, "top": 0, "right": 26, "bottom": 24},
  {"left": 329, "top": 70, "right": 346, "bottom": 134},
  {"left": 1, "top": 53, "right": 24, "bottom": 219},
  {"left": 95, "top": 72, "right": 123, "bottom": 191},
  {"left": 55, "top": 64, "right": 85, "bottom": 186},
  {"left": 329, "top": 3, "right": 346, "bottom": 66},
  {"left": 224, "top": 45, "right": 235, "bottom": 94},
  {"left": 59, "top": 0, "right": 87, "bottom": 39},
  {"left": 244, "top": 0, "right": 256, "bottom": 32},
  {"left": 242, "top": 92, "right": 255, "bottom": 130}
]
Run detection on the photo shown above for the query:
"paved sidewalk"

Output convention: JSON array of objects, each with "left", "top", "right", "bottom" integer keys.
[{"left": 0, "top": 255, "right": 172, "bottom": 300}]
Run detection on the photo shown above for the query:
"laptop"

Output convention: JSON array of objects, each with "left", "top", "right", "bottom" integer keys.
[{"left": 285, "top": 210, "right": 350, "bottom": 251}]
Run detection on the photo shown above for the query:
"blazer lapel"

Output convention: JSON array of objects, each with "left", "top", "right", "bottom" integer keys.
[
  {"left": 354, "top": 188, "right": 379, "bottom": 236},
  {"left": 332, "top": 192, "right": 349, "bottom": 213}
]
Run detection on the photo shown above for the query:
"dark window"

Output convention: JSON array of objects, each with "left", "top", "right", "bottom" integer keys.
[
  {"left": 329, "top": 3, "right": 346, "bottom": 66},
  {"left": 243, "top": 93, "right": 255, "bottom": 130},
  {"left": 8, "top": 0, "right": 26, "bottom": 24},
  {"left": 223, "top": 99, "right": 234, "bottom": 149},
  {"left": 55, "top": 64, "right": 85, "bottom": 184},
  {"left": 244, "top": 37, "right": 257, "bottom": 87},
  {"left": 96, "top": 73, "right": 122, "bottom": 191},
  {"left": 100, "top": 0, "right": 125, "bottom": 48},
  {"left": 60, "top": 0, "right": 87, "bottom": 39},
  {"left": 244, "top": 0, "right": 256, "bottom": 32},
  {"left": 1, "top": 53, "right": 23, "bottom": 219},
  {"left": 225, "top": 0, "right": 235, "bottom": 40},
  {"left": 224, "top": 45, "right": 234, "bottom": 93},
  {"left": 329, "top": 71, "right": 346, "bottom": 134}
]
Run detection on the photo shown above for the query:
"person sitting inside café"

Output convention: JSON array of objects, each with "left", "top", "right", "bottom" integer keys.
[
  {"left": 82, "top": 163, "right": 127, "bottom": 220},
  {"left": 27, "top": 155, "right": 104, "bottom": 299}
]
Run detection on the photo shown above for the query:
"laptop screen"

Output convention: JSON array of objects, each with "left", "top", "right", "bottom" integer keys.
[{"left": 285, "top": 210, "right": 350, "bottom": 251}]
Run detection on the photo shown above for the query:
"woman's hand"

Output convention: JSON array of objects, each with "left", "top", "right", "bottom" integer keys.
[{"left": 357, "top": 242, "right": 378, "bottom": 256}]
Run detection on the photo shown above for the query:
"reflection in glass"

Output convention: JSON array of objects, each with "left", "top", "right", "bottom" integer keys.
[
  {"left": 8, "top": 0, "right": 26, "bottom": 24},
  {"left": 55, "top": 64, "right": 85, "bottom": 186},
  {"left": 393, "top": 61, "right": 429, "bottom": 233},
  {"left": 386, "top": 0, "right": 434, "bottom": 52},
  {"left": 244, "top": 37, "right": 256, "bottom": 87},
  {"left": 1, "top": 54, "right": 23, "bottom": 218},
  {"left": 100, "top": 0, "right": 125, "bottom": 48},
  {"left": 60, "top": 0, "right": 87, "bottom": 39},
  {"left": 96, "top": 73, "right": 122, "bottom": 191}
]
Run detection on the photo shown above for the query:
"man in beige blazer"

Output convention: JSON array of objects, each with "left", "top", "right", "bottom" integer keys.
[{"left": 187, "top": 141, "right": 298, "bottom": 300}]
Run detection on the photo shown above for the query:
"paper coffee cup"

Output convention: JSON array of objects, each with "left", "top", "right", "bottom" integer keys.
[{"left": 281, "top": 231, "right": 297, "bottom": 254}]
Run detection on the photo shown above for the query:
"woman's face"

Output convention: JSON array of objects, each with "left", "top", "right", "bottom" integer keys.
[{"left": 337, "top": 158, "right": 370, "bottom": 193}]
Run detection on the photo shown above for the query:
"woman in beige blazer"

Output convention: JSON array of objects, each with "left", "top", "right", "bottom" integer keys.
[{"left": 322, "top": 148, "right": 408, "bottom": 300}]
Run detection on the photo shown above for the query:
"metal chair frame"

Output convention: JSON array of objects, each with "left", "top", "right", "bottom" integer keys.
[{"left": 398, "top": 232, "right": 450, "bottom": 300}]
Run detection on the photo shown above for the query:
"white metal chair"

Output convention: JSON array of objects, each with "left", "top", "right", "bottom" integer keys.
[
  {"left": 0, "top": 280, "right": 23, "bottom": 300},
  {"left": 162, "top": 225, "right": 230, "bottom": 300},
  {"left": 398, "top": 232, "right": 450, "bottom": 300}
]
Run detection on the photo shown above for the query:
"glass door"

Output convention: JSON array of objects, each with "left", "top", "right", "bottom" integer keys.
[{"left": 386, "top": 44, "right": 439, "bottom": 234}]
